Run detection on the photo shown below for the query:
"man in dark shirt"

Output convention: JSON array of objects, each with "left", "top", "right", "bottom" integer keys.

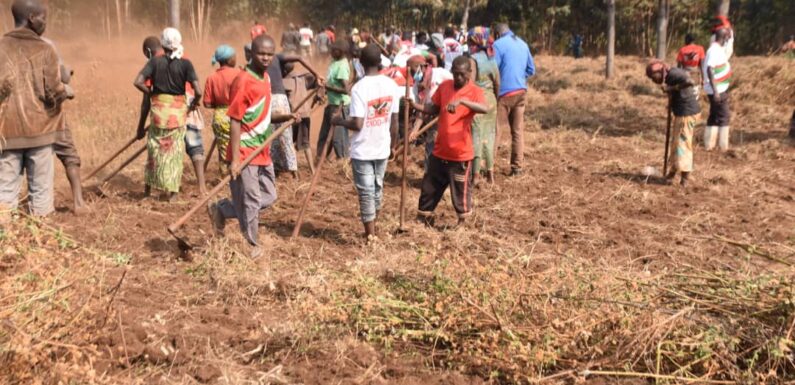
[
  {"left": 646, "top": 60, "right": 700, "bottom": 188},
  {"left": 281, "top": 23, "right": 301, "bottom": 54},
  {"left": 133, "top": 28, "right": 202, "bottom": 200}
]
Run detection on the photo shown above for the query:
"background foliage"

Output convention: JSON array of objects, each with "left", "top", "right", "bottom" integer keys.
[{"left": 6, "top": 0, "right": 794, "bottom": 56}]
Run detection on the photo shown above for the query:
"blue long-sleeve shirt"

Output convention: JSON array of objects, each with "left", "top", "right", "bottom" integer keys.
[{"left": 493, "top": 31, "right": 536, "bottom": 97}]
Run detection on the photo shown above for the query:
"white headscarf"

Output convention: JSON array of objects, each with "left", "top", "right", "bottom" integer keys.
[{"left": 161, "top": 28, "right": 184, "bottom": 60}]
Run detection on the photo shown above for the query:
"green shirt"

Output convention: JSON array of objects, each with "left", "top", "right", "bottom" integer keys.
[{"left": 327, "top": 58, "right": 351, "bottom": 106}]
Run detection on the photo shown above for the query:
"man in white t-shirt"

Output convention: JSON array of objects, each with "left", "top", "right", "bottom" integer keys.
[
  {"left": 703, "top": 28, "right": 733, "bottom": 151},
  {"left": 442, "top": 26, "right": 463, "bottom": 71},
  {"left": 298, "top": 23, "right": 314, "bottom": 57},
  {"left": 332, "top": 44, "right": 400, "bottom": 240}
]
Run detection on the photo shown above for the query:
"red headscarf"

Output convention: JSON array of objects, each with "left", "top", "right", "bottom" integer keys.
[
  {"left": 711, "top": 15, "right": 732, "bottom": 33},
  {"left": 645, "top": 59, "right": 670, "bottom": 80}
]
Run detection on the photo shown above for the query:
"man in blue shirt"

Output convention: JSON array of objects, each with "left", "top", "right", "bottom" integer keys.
[{"left": 493, "top": 24, "right": 535, "bottom": 176}]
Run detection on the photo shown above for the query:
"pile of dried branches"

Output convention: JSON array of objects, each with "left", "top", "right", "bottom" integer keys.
[
  {"left": 332, "top": 251, "right": 794, "bottom": 384},
  {"left": 0, "top": 215, "right": 122, "bottom": 384}
]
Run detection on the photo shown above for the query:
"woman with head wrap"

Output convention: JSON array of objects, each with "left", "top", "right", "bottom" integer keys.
[
  {"left": 645, "top": 59, "right": 700, "bottom": 188},
  {"left": 466, "top": 26, "right": 500, "bottom": 185},
  {"left": 204, "top": 44, "right": 240, "bottom": 173},
  {"left": 133, "top": 27, "right": 203, "bottom": 200}
]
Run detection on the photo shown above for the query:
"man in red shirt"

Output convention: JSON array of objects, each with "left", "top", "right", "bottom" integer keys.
[
  {"left": 412, "top": 56, "right": 488, "bottom": 226},
  {"left": 676, "top": 34, "right": 704, "bottom": 84},
  {"left": 207, "top": 35, "right": 300, "bottom": 258}
]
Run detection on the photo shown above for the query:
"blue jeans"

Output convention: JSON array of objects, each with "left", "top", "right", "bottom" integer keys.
[
  {"left": 351, "top": 158, "right": 387, "bottom": 223},
  {"left": 184, "top": 124, "right": 204, "bottom": 160}
]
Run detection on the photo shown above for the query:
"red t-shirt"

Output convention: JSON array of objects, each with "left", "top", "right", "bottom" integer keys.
[
  {"left": 204, "top": 66, "right": 241, "bottom": 107},
  {"left": 226, "top": 69, "right": 273, "bottom": 166},
  {"left": 431, "top": 80, "right": 485, "bottom": 162},
  {"left": 676, "top": 44, "right": 705, "bottom": 69}
]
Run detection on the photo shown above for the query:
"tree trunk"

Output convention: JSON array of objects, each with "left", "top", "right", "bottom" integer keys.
[
  {"left": 114, "top": 0, "right": 123, "bottom": 37},
  {"left": 655, "top": 0, "right": 668, "bottom": 59},
  {"left": 168, "top": 0, "right": 180, "bottom": 29},
  {"left": 717, "top": 0, "right": 730, "bottom": 17},
  {"left": 461, "top": 0, "right": 471, "bottom": 31},
  {"left": 606, "top": 0, "right": 615, "bottom": 79},
  {"left": 124, "top": 0, "right": 130, "bottom": 24}
]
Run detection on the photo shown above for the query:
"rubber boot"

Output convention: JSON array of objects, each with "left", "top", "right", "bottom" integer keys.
[
  {"left": 192, "top": 156, "right": 207, "bottom": 195},
  {"left": 703, "top": 126, "right": 718, "bottom": 151},
  {"left": 65, "top": 166, "right": 88, "bottom": 215},
  {"left": 718, "top": 126, "right": 730, "bottom": 151}
]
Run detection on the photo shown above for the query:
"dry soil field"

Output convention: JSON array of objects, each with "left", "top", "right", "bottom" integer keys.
[{"left": 1, "top": 35, "right": 794, "bottom": 385}]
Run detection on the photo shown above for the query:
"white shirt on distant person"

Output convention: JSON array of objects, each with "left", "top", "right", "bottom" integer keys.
[
  {"left": 443, "top": 38, "right": 463, "bottom": 71},
  {"left": 299, "top": 27, "right": 314, "bottom": 46}
]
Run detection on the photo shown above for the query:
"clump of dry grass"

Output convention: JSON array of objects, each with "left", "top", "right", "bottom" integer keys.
[
  {"left": 0, "top": 214, "right": 125, "bottom": 384},
  {"left": 323, "top": 247, "right": 794, "bottom": 383}
]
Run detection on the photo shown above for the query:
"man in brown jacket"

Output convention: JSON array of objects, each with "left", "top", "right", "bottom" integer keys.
[{"left": 0, "top": 0, "right": 68, "bottom": 218}]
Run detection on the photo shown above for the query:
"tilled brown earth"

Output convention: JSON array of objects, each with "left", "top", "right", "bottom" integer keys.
[{"left": 1, "top": 48, "right": 793, "bottom": 384}]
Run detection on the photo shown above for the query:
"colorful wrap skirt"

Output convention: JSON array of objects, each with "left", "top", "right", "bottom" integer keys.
[
  {"left": 212, "top": 106, "right": 231, "bottom": 171},
  {"left": 145, "top": 94, "right": 188, "bottom": 193},
  {"left": 670, "top": 114, "right": 698, "bottom": 173},
  {"left": 269, "top": 94, "right": 298, "bottom": 172}
]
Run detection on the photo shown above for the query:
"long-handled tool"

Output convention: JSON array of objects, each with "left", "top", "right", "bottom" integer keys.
[
  {"left": 168, "top": 120, "right": 295, "bottom": 258},
  {"left": 398, "top": 78, "right": 411, "bottom": 231},
  {"left": 291, "top": 109, "right": 337, "bottom": 238},
  {"left": 390, "top": 117, "right": 439, "bottom": 162},
  {"left": 82, "top": 136, "right": 140, "bottom": 182},
  {"left": 167, "top": 88, "right": 319, "bottom": 256},
  {"left": 369, "top": 36, "right": 390, "bottom": 57},
  {"left": 663, "top": 95, "right": 672, "bottom": 177},
  {"left": 98, "top": 145, "right": 146, "bottom": 187},
  {"left": 203, "top": 139, "right": 217, "bottom": 173}
]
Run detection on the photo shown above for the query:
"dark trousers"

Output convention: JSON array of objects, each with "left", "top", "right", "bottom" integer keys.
[
  {"left": 497, "top": 91, "right": 527, "bottom": 171},
  {"left": 707, "top": 92, "right": 731, "bottom": 127},
  {"left": 418, "top": 154, "right": 474, "bottom": 219},
  {"left": 54, "top": 126, "right": 81, "bottom": 168},
  {"left": 318, "top": 104, "right": 350, "bottom": 159},
  {"left": 292, "top": 118, "right": 311, "bottom": 150}
]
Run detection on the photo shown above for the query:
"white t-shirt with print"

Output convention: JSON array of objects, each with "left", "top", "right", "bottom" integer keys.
[
  {"left": 349, "top": 75, "right": 401, "bottom": 160},
  {"left": 703, "top": 42, "right": 731, "bottom": 95}
]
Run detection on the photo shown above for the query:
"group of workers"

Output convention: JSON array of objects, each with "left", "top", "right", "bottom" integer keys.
[{"left": 1, "top": 0, "right": 789, "bottom": 258}]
